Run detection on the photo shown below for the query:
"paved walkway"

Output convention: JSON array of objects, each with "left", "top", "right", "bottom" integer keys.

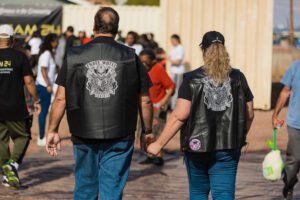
[{"left": 0, "top": 145, "right": 299, "bottom": 200}]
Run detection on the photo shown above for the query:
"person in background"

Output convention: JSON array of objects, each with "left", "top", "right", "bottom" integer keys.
[
  {"left": 36, "top": 33, "right": 59, "bottom": 146},
  {"left": 139, "top": 34, "right": 152, "bottom": 49},
  {"left": 139, "top": 49, "right": 175, "bottom": 166},
  {"left": 125, "top": 31, "right": 143, "bottom": 55},
  {"left": 65, "top": 26, "right": 81, "bottom": 49},
  {"left": 155, "top": 47, "right": 167, "bottom": 69},
  {"left": 78, "top": 29, "right": 91, "bottom": 45},
  {"left": 147, "top": 31, "right": 254, "bottom": 200},
  {"left": 0, "top": 24, "right": 41, "bottom": 189},
  {"left": 46, "top": 7, "right": 154, "bottom": 200},
  {"left": 116, "top": 30, "right": 125, "bottom": 44},
  {"left": 55, "top": 33, "right": 66, "bottom": 69},
  {"left": 28, "top": 30, "right": 42, "bottom": 74},
  {"left": 272, "top": 59, "right": 300, "bottom": 200},
  {"left": 169, "top": 34, "right": 185, "bottom": 110},
  {"left": 148, "top": 33, "right": 159, "bottom": 49}
]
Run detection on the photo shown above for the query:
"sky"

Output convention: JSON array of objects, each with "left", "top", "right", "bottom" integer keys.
[{"left": 274, "top": 0, "right": 300, "bottom": 31}]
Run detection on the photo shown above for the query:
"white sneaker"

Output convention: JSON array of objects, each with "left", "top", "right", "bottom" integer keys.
[{"left": 37, "top": 137, "right": 46, "bottom": 146}]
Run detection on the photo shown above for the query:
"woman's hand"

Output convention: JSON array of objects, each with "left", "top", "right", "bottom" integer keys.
[
  {"left": 147, "top": 142, "right": 163, "bottom": 156},
  {"left": 47, "top": 85, "right": 53, "bottom": 93}
]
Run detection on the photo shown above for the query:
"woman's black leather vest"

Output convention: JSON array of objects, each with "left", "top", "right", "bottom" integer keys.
[
  {"left": 65, "top": 39, "right": 139, "bottom": 139},
  {"left": 181, "top": 67, "right": 247, "bottom": 152}
]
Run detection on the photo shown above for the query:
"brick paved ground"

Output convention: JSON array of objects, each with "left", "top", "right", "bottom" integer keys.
[
  {"left": 0, "top": 108, "right": 299, "bottom": 200},
  {"left": 0, "top": 148, "right": 299, "bottom": 200}
]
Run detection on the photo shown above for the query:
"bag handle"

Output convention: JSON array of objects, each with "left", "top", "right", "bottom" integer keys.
[
  {"left": 273, "top": 128, "right": 277, "bottom": 151},
  {"left": 266, "top": 128, "right": 278, "bottom": 151}
]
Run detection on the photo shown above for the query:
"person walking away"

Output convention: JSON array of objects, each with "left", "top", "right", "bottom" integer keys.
[
  {"left": 65, "top": 26, "right": 81, "bottom": 49},
  {"left": 139, "top": 49, "right": 175, "bottom": 166},
  {"left": 46, "top": 7, "right": 154, "bottom": 200},
  {"left": 125, "top": 31, "right": 143, "bottom": 55},
  {"left": 272, "top": 59, "right": 300, "bottom": 200},
  {"left": 147, "top": 31, "right": 254, "bottom": 200},
  {"left": 169, "top": 34, "right": 185, "bottom": 110},
  {"left": 0, "top": 24, "right": 41, "bottom": 188},
  {"left": 36, "top": 34, "right": 58, "bottom": 146},
  {"left": 28, "top": 30, "right": 42, "bottom": 75}
]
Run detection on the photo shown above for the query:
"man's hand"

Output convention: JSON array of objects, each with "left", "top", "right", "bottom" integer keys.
[
  {"left": 140, "top": 133, "right": 155, "bottom": 152},
  {"left": 46, "top": 132, "right": 61, "bottom": 156},
  {"left": 147, "top": 142, "right": 163, "bottom": 156},
  {"left": 272, "top": 115, "right": 284, "bottom": 129}
]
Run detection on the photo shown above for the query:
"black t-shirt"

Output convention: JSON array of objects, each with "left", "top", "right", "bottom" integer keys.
[
  {"left": 56, "top": 36, "right": 152, "bottom": 143},
  {"left": 0, "top": 48, "right": 33, "bottom": 120},
  {"left": 178, "top": 71, "right": 254, "bottom": 102},
  {"left": 66, "top": 35, "right": 81, "bottom": 49}
]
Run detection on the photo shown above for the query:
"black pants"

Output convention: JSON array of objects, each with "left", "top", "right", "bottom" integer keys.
[{"left": 284, "top": 126, "right": 300, "bottom": 189}]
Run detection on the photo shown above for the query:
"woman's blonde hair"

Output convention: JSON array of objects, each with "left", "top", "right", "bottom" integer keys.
[{"left": 202, "top": 43, "right": 231, "bottom": 84}]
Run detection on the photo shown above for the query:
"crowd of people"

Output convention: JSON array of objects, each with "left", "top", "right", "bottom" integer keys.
[{"left": 0, "top": 6, "right": 299, "bottom": 200}]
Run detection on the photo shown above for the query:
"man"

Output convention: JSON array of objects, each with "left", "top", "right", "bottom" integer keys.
[
  {"left": 65, "top": 26, "right": 81, "bottom": 49},
  {"left": 272, "top": 60, "right": 300, "bottom": 200},
  {"left": 46, "top": 7, "right": 154, "bottom": 200},
  {"left": 139, "top": 49, "right": 175, "bottom": 166},
  {"left": 0, "top": 24, "right": 41, "bottom": 188}
]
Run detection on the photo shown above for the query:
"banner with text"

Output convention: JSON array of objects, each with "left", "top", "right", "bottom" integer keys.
[{"left": 0, "top": 4, "right": 62, "bottom": 37}]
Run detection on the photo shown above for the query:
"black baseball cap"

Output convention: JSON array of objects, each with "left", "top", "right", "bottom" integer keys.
[{"left": 200, "top": 31, "right": 225, "bottom": 49}]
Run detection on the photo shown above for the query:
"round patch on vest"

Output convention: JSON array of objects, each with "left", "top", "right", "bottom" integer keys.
[{"left": 189, "top": 139, "right": 201, "bottom": 151}]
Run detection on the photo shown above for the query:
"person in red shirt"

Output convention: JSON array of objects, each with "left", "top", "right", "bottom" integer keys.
[
  {"left": 78, "top": 29, "right": 91, "bottom": 45},
  {"left": 139, "top": 49, "right": 175, "bottom": 165}
]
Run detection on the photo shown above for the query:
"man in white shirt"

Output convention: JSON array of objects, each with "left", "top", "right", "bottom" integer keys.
[{"left": 169, "top": 34, "right": 185, "bottom": 109}]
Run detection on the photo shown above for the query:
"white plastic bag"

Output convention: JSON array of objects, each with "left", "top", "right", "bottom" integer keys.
[{"left": 262, "top": 150, "right": 284, "bottom": 181}]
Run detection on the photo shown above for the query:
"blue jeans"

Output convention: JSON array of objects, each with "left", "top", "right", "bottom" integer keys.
[
  {"left": 73, "top": 139, "right": 134, "bottom": 200},
  {"left": 185, "top": 149, "right": 241, "bottom": 200},
  {"left": 37, "top": 85, "right": 51, "bottom": 139}
]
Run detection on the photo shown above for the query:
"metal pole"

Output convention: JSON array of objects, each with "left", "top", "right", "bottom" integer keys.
[{"left": 290, "top": 0, "right": 295, "bottom": 45}]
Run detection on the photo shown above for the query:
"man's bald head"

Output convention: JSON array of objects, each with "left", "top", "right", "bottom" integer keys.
[{"left": 94, "top": 7, "right": 119, "bottom": 35}]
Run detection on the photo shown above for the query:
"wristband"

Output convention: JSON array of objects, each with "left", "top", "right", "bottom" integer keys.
[{"left": 142, "top": 129, "right": 152, "bottom": 135}]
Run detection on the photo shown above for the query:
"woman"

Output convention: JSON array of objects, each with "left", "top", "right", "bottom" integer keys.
[
  {"left": 147, "top": 31, "right": 255, "bottom": 200},
  {"left": 36, "top": 33, "right": 58, "bottom": 146},
  {"left": 28, "top": 31, "right": 42, "bottom": 73},
  {"left": 169, "top": 34, "right": 185, "bottom": 110},
  {"left": 125, "top": 31, "right": 143, "bottom": 55}
]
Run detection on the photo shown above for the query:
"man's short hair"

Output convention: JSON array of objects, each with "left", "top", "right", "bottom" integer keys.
[
  {"left": 94, "top": 7, "right": 119, "bottom": 35},
  {"left": 67, "top": 26, "right": 74, "bottom": 33},
  {"left": 140, "top": 49, "right": 156, "bottom": 61}
]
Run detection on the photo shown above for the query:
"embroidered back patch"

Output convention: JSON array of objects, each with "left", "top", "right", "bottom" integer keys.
[
  {"left": 202, "top": 77, "right": 233, "bottom": 111},
  {"left": 85, "top": 60, "right": 118, "bottom": 99}
]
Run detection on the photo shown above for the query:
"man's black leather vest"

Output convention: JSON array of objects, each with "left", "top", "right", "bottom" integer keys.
[
  {"left": 65, "top": 37, "right": 139, "bottom": 139},
  {"left": 181, "top": 67, "right": 247, "bottom": 152}
]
